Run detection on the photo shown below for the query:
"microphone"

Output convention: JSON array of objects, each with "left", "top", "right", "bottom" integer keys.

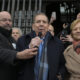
[
  {"left": 34, "top": 32, "right": 42, "bottom": 48},
  {"left": 38, "top": 32, "right": 42, "bottom": 38}
]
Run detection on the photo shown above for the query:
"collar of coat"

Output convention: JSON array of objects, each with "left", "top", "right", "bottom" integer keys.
[
  {"left": 0, "top": 27, "right": 12, "bottom": 38},
  {"left": 25, "top": 30, "right": 54, "bottom": 39}
]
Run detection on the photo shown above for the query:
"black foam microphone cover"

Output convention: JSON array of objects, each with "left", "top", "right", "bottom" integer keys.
[
  {"left": 34, "top": 32, "right": 42, "bottom": 48},
  {"left": 38, "top": 32, "right": 42, "bottom": 38}
]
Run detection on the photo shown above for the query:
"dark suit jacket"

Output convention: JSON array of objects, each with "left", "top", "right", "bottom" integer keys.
[
  {"left": 0, "top": 32, "right": 17, "bottom": 80},
  {"left": 16, "top": 32, "right": 66, "bottom": 80}
]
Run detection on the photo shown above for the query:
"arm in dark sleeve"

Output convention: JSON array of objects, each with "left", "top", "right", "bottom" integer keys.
[
  {"left": 0, "top": 37, "right": 18, "bottom": 65},
  {"left": 58, "top": 44, "right": 66, "bottom": 80},
  {"left": 0, "top": 47, "right": 17, "bottom": 65},
  {"left": 16, "top": 36, "right": 29, "bottom": 51}
]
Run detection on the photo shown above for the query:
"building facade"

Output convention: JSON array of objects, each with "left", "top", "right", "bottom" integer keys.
[{"left": 0, "top": 0, "right": 80, "bottom": 35}]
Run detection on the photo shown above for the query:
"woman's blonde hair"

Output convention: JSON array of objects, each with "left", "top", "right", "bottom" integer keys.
[{"left": 70, "top": 19, "right": 80, "bottom": 31}]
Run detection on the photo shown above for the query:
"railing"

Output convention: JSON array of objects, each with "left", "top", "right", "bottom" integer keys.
[{"left": 0, "top": 0, "right": 42, "bottom": 34}]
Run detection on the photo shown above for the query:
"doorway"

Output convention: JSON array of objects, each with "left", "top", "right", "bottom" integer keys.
[
  {"left": 46, "top": 1, "right": 79, "bottom": 36},
  {"left": 46, "top": 2, "right": 63, "bottom": 35}
]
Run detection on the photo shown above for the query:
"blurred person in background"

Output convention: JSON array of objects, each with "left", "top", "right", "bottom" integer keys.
[
  {"left": 11, "top": 27, "right": 23, "bottom": 49},
  {"left": 12, "top": 27, "right": 22, "bottom": 41},
  {"left": 59, "top": 12, "right": 80, "bottom": 49},
  {"left": 76, "top": 12, "right": 80, "bottom": 19},
  {"left": 48, "top": 24, "right": 54, "bottom": 36},
  {"left": 58, "top": 22, "right": 72, "bottom": 49}
]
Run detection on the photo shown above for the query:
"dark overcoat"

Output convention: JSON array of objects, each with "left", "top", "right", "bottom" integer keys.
[
  {"left": 0, "top": 32, "right": 17, "bottom": 80},
  {"left": 16, "top": 32, "right": 66, "bottom": 80}
]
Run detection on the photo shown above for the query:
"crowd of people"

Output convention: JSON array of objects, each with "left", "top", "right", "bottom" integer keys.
[{"left": 0, "top": 10, "right": 80, "bottom": 80}]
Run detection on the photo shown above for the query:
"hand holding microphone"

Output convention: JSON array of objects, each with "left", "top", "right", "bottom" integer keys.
[
  {"left": 29, "top": 32, "right": 42, "bottom": 49},
  {"left": 16, "top": 32, "right": 42, "bottom": 60}
]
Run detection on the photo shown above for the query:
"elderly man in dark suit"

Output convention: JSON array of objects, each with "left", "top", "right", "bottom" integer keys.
[{"left": 16, "top": 13, "right": 66, "bottom": 80}]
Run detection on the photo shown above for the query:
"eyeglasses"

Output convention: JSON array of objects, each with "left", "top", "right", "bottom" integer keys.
[{"left": 0, "top": 18, "right": 12, "bottom": 22}]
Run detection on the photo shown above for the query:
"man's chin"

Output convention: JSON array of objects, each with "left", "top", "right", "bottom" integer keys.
[
  {"left": 6, "top": 27, "right": 11, "bottom": 30},
  {"left": 74, "top": 38, "right": 80, "bottom": 41}
]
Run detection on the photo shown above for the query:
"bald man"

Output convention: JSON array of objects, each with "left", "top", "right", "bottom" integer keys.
[
  {"left": 0, "top": 11, "right": 12, "bottom": 30},
  {"left": 0, "top": 11, "right": 40, "bottom": 80}
]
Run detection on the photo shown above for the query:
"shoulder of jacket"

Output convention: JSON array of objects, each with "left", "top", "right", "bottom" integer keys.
[
  {"left": 64, "top": 45, "right": 73, "bottom": 55},
  {"left": 0, "top": 33, "right": 6, "bottom": 40}
]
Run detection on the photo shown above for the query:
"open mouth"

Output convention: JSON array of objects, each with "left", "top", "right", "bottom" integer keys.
[
  {"left": 39, "top": 29, "right": 44, "bottom": 32},
  {"left": 39, "top": 27, "right": 44, "bottom": 30}
]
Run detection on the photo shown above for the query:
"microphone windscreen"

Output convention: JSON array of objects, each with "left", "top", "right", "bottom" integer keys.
[{"left": 38, "top": 32, "right": 42, "bottom": 38}]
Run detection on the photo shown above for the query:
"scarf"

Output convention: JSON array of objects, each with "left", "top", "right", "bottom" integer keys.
[
  {"left": 73, "top": 40, "right": 80, "bottom": 54},
  {"left": 34, "top": 32, "right": 51, "bottom": 80},
  {"left": 0, "top": 27, "right": 12, "bottom": 38},
  {"left": 38, "top": 39, "right": 48, "bottom": 80},
  {"left": 0, "top": 27, "right": 16, "bottom": 49}
]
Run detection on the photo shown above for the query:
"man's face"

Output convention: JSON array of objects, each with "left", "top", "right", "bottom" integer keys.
[
  {"left": 77, "top": 13, "right": 80, "bottom": 19},
  {"left": 71, "top": 22, "right": 80, "bottom": 41},
  {"left": 0, "top": 12, "right": 12, "bottom": 30},
  {"left": 33, "top": 15, "right": 49, "bottom": 37},
  {"left": 12, "top": 29, "right": 21, "bottom": 41}
]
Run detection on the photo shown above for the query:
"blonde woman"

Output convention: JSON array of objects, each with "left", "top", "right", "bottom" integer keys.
[{"left": 64, "top": 19, "right": 80, "bottom": 80}]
